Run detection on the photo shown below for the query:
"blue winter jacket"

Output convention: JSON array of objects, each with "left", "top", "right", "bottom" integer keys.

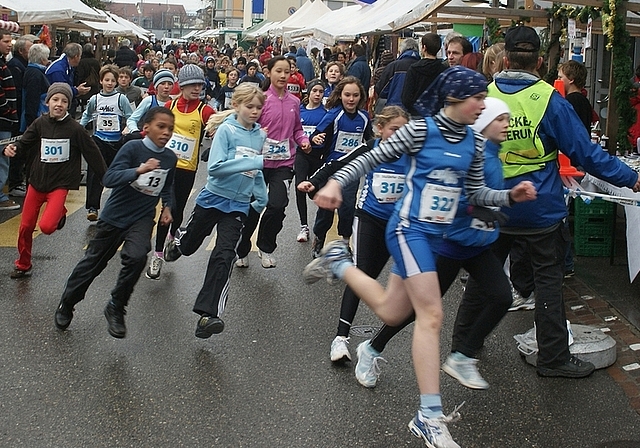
[
  {"left": 375, "top": 50, "right": 420, "bottom": 106},
  {"left": 295, "top": 47, "right": 315, "bottom": 83},
  {"left": 492, "top": 71, "right": 638, "bottom": 230}
]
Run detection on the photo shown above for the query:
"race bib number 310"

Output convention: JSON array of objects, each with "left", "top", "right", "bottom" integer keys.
[
  {"left": 168, "top": 133, "right": 197, "bottom": 161},
  {"left": 418, "top": 184, "right": 461, "bottom": 224}
]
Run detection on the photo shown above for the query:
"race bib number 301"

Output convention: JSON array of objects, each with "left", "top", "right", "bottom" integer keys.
[
  {"left": 418, "top": 184, "right": 461, "bottom": 224},
  {"left": 40, "top": 138, "right": 70, "bottom": 163}
]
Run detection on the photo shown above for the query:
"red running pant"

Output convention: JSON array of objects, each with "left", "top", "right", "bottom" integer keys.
[{"left": 16, "top": 186, "right": 68, "bottom": 271}]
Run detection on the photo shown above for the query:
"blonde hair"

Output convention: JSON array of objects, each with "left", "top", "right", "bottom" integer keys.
[
  {"left": 205, "top": 84, "right": 266, "bottom": 133},
  {"left": 482, "top": 43, "right": 505, "bottom": 81},
  {"left": 374, "top": 106, "right": 410, "bottom": 136}
]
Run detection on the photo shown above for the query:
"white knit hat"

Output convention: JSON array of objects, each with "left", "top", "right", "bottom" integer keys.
[{"left": 471, "top": 97, "right": 511, "bottom": 134}]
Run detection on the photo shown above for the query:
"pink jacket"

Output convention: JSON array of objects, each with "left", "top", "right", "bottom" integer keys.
[{"left": 259, "top": 85, "right": 309, "bottom": 169}]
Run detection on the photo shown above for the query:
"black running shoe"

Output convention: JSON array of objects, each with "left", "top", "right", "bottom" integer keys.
[
  {"left": 195, "top": 315, "right": 224, "bottom": 339},
  {"left": 537, "top": 355, "right": 595, "bottom": 378},
  {"left": 55, "top": 300, "right": 74, "bottom": 330},
  {"left": 104, "top": 301, "right": 126, "bottom": 338}
]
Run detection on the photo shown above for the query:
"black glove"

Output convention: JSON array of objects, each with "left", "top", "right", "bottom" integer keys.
[{"left": 467, "top": 206, "right": 509, "bottom": 226}]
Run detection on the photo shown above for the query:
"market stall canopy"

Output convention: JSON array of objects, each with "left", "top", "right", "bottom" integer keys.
[
  {"left": 286, "top": 0, "right": 430, "bottom": 45},
  {"left": 76, "top": 10, "right": 150, "bottom": 38},
  {"left": 242, "top": 20, "right": 280, "bottom": 41},
  {"left": 0, "top": 0, "right": 106, "bottom": 25},
  {"left": 271, "top": 0, "right": 331, "bottom": 35}
]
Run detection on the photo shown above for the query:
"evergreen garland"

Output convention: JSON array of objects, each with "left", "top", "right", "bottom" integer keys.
[{"left": 603, "top": 0, "right": 634, "bottom": 154}]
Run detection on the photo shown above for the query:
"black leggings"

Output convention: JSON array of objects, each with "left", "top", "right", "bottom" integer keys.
[
  {"left": 336, "top": 210, "right": 390, "bottom": 337},
  {"left": 154, "top": 168, "right": 197, "bottom": 252},
  {"left": 294, "top": 150, "right": 323, "bottom": 226},
  {"left": 369, "top": 247, "right": 512, "bottom": 359}
]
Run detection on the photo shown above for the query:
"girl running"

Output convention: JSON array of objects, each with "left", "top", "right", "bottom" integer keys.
[
  {"left": 236, "top": 56, "right": 310, "bottom": 268},
  {"left": 298, "top": 106, "right": 409, "bottom": 362},
  {"left": 323, "top": 62, "right": 345, "bottom": 105},
  {"left": 295, "top": 79, "right": 327, "bottom": 243},
  {"left": 309, "top": 76, "right": 372, "bottom": 258},
  {"left": 217, "top": 68, "right": 240, "bottom": 111},
  {"left": 303, "top": 67, "right": 536, "bottom": 448},
  {"left": 163, "top": 84, "right": 267, "bottom": 338}
]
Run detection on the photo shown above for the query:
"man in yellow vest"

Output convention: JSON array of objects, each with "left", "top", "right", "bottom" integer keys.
[{"left": 457, "top": 25, "right": 640, "bottom": 378}]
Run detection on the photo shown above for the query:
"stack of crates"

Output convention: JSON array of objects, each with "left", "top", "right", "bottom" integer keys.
[{"left": 573, "top": 198, "right": 616, "bottom": 256}]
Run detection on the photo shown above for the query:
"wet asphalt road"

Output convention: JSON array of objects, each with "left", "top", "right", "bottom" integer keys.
[{"left": 2, "top": 173, "right": 640, "bottom": 447}]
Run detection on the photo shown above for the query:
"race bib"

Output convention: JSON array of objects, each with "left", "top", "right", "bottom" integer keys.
[
  {"left": 96, "top": 113, "right": 120, "bottom": 132},
  {"left": 335, "top": 131, "right": 363, "bottom": 154},
  {"left": 262, "top": 138, "right": 291, "bottom": 160},
  {"left": 287, "top": 83, "right": 301, "bottom": 94},
  {"left": 224, "top": 94, "right": 232, "bottom": 110},
  {"left": 167, "top": 133, "right": 197, "bottom": 161},
  {"left": 235, "top": 145, "right": 260, "bottom": 178},
  {"left": 40, "top": 138, "right": 70, "bottom": 163},
  {"left": 372, "top": 173, "right": 405, "bottom": 203},
  {"left": 131, "top": 168, "right": 169, "bottom": 196},
  {"left": 418, "top": 184, "right": 461, "bottom": 224},
  {"left": 302, "top": 125, "right": 316, "bottom": 139}
]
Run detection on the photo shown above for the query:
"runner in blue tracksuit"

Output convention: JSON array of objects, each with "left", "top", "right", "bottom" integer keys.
[{"left": 310, "top": 76, "right": 372, "bottom": 257}]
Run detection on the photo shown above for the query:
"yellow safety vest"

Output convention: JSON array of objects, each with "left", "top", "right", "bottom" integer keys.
[{"left": 488, "top": 80, "right": 558, "bottom": 179}]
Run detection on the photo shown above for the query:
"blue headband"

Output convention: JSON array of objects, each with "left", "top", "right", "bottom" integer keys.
[{"left": 414, "top": 66, "right": 488, "bottom": 117}]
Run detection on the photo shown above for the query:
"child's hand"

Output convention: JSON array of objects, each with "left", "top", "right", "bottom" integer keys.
[
  {"left": 312, "top": 133, "right": 325, "bottom": 145},
  {"left": 137, "top": 158, "right": 161, "bottom": 174},
  {"left": 3, "top": 143, "right": 16, "bottom": 157},
  {"left": 314, "top": 179, "right": 343, "bottom": 210},
  {"left": 159, "top": 206, "right": 173, "bottom": 226},
  {"left": 509, "top": 181, "right": 537, "bottom": 203},
  {"left": 297, "top": 181, "right": 315, "bottom": 193},
  {"left": 300, "top": 141, "right": 311, "bottom": 153},
  {"left": 77, "top": 82, "right": 91, "bottom": 95}
]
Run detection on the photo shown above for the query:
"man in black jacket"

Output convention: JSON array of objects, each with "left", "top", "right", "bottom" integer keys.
[
  {"left": 114, "top": 39, "right": 138, "bottom": 69},
  {"left": 401, "top": 33, "right": 446, "bottom": 116}
]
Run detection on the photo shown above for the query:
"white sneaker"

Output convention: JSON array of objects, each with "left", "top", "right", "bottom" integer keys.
[
  {"left": 330, "top": 336, "right": 351, "bottom": 362},
  {"left": 235, "top": 256, "right": 249, "bottom": 268},
  {"left": 508, "top": 289, "right": 535, "bottom": 311},
  {"left": 258, "top": 250, "right": 276, "bottom": 268},
  {"left": 8, "top": 184, "right": 26, "bottom": 197},
  {"left": 442, "top": 353, "right": 489, "bottom": 390},
  {"left": 408, "top": 412, "right": 461, "bottom": 448},
  {"left": 145, "top": 253, "right": 163, "bottom": 279},
  {"left": 355, "top": 340, "right": 387, "bottom": 388},
  {"left": 297, "top": 225, "right": 309, "bottom": 242}
]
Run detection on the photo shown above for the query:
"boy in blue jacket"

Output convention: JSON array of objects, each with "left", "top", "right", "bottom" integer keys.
[
  {"left": 54, "top": 107, "right": 177, "bottom": 339},
  {"left": 163, "top": 84, "right": 267, "bottom": 339}
]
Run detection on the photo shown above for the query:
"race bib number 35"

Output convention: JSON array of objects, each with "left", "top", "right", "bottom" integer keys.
[
  {"left": 40, "top": 138, "right": 70, "bottom": 163},
  {"left": 418, "top": 184, "right": 461, "bottom": 224},
  {"left": 96, "top": 113, "right": 120, "bottom": 132}
]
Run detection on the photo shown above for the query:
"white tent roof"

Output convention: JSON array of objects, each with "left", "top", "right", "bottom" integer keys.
[
  {"left": 0, "top": 0, "right": 106, "bottom": 25},
  {"left": 272, "top": 0, "right": 331, "bottom": 35},
  {"left": 286, "top": 0, "right": 429, "bottom": 44},
  {"left": 243, "top": 20, "right": 281, "bottom": 40}
]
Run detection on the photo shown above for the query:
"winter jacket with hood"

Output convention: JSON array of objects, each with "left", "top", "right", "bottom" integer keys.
[{"left": 295, "top": 47, "right": 315, "bottom": 82}]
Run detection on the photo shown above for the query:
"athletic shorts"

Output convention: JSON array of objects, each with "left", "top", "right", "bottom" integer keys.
[{"left": 386, "top": 214, "right": 442, "bottom": 279}]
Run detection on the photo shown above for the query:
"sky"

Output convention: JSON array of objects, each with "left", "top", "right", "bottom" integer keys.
[{"left": 110, "top": 0, "right": 208, "bottom": 13}]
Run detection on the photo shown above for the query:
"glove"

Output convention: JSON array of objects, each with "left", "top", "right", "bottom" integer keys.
[{"left": 467, "top": 206, "right": 509, "bottom": 226}]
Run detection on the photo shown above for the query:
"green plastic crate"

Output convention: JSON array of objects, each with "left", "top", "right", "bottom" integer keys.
[{"left": 573, "top": 198, "right": 615, "bottom": 256}]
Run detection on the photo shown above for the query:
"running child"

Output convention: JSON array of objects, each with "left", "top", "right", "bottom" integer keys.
[
  {"left": 298, "top": 105, "right": 409, "bottom": 363},
  {"left": 235, "top": 56, "right": 311, "bottom": 268},
  {"left": 286, "top": 56, "right": 306, "bottom": 100},
  {"left": 163, "top": 84, "right": 267, "bottom": 338},
  {"left": 239, "top": 61, "right": 262, "bottom": 88},
  {"left": 323, "top": 61, "right": 344, "bottom": 105},
  {"left": 309, "top": 76, "right": 372, "bottom": 258},
  {"left": 116, "top": 66, "right": 142, "bottom": 109},
  {"left": 126, "top": 69, "right": 175, "bottom": 134},
  {"left": 295, "top": 79, "right": 327, "bottom": 243},
  {"left": 80, "top": 64, "right": 133, "bottom": 222},
  {"left": 304, "top": 67, "right": 536, "bottom": 448},
  {"left": 217, "top": 68, "right": 240, "bottom": 111},
  {"left": 145, "top": 64, "right": 215, "bottom": 280},
  {"left": 54, "top": 106, "right": 178, "bottom": 338},
  {"left": 3, "top": 83, "right": 107, "bottom": 278}
]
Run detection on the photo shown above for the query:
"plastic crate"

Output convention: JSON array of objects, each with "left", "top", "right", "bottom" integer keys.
[{"left": 573, "top": 198, "right": 615, "bottom": 257}]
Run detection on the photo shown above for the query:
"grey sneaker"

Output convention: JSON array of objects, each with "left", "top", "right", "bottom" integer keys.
[
  {"left": 508, "top": 289, "right": 535, "bottom": 311},
  {"left": 442, "top": 353, "right": 489, "bottom": 390},
  {"left": 355, "top": 340, "right": 387, "bottom": 388},
  {"left": 330, "top": 336, "right": 351, "bottom": 362},
  {"left": 258, "top": 250, "right": 276, "bottom": 268},
  {"left": 9, "top": 184, "right": 26, "bottom": 197},
  {"left": 303, "top": 240, "right": 352, "bottom": 284},
  {"left": 163, "top": 239, "right": 182, "bottom": 262},
  {"left": 145, "top": 254, "right": 163, "bottom": 279},
  {"left": 311, "top": 236, "right": 324, "bottom": 259}
]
